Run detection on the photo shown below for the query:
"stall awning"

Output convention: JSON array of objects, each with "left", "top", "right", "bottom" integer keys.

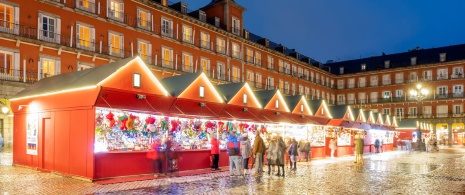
[
  {"left": 218, "top": 105, "right": 265, "bottom": 122},
  {"left": 327, "top": 119, "right": 354, "bottom": 128},
  {"left": 350, "top": 122, "right": 371, "bottom": 130},
  {"left": 168, "top": 98, "right": 225, "bottom": 118},
  {"left": 95, "top": 88, "right": 175, "bottom": 114},
  {"left": 258, "top": 110, "right": 293, "bottom": 123},
  {"left": 286, "top": 113, "right": 321, "bottom": 125}
]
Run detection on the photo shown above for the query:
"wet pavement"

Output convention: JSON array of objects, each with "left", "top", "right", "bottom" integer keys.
[{"left": 2, "top": 147, "right": 465, "bottom": 194}]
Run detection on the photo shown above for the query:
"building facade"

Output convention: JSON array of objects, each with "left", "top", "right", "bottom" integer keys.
[{"left": 0, "top": 0, "right": 463, "bottom": 146}]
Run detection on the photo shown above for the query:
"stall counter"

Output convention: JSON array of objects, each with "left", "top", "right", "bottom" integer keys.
[{"left": 94, "top": 149, "right": 229, "bottom": 179}]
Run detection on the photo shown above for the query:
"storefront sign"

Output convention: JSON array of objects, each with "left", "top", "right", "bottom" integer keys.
[{"left": 26, "top": 114, "right": 38, "bottom": 155}]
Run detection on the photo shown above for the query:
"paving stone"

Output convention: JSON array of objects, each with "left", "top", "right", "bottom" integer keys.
[{"left": 1, "top": 147, "right": 465, "bottom": 194}]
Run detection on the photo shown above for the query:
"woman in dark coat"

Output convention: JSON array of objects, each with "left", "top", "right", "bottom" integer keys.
[{"left": 276, "top": 136, "right": 286, "bottom": 177}]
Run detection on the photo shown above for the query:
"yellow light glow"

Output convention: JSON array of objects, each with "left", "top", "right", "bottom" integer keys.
[
  {"left": 392, "top": 116, "right": 398, "bottom": 127},
  {"left": 97, "top": 57, "right": 169, "bottom": 96},
  {"left": 276, "top": 90, "right": 290, "bottom": 112},
  {"left": 178, "top": 73, "right": 224, "bottom": 103},
  {"left": 321, "top": 100, "right": 333, "bottom": 119},
  {"left": 301, "top": 96, "right": 312, "bottom": 115},
  {"left": 385, "top": 116, "right": 391, "bottom": 126},
  {"left": 241, "top": 83, "right": 262, "bottom": 108},
  {"left": 10, "top": 85, "right": 98, "bottom": 101},
  {"left": 359, "top": 110, "right": 366, "bottom": 122},
  {"left": 378, "top": 113, "right": 384, "bottom": 125},
  {"left": 347, "top": 106, "right": 355, "bottom": 121}
]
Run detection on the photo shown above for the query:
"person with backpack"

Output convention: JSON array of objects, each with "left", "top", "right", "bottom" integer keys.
[
  {"left": 227, "top": 131, "right": 241, "bottom": 177},
  {"left": 374, "top": 138, "right": 380, "bottom": 153}
]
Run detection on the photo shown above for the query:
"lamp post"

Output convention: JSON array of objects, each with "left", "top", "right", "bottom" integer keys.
[{"left": 409, "top": 84, "right": 429, "bottom": 151}]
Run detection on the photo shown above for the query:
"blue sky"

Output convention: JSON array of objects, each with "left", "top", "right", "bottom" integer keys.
[{"left": 182, "top": 0, "right": 465, "bottom": 63}]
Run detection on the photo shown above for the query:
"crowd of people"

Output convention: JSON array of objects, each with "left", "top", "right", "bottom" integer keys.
[{"left": 219, "top": 131, "right": 314, "bottom": 178}]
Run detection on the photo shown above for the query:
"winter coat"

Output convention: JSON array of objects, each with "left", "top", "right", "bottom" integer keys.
[
  {"left": 288, "top": 141, "right": 298, "bottom": 156},
  {"left": 253, "top": 135, "right": 264, "bottom": 155},
  {"left": 276, "top": 139, "right": 285, "bottom": 165},
  {"left": 303, "top": 142, "right": 311, "bottom": 153},
  {"left": 374, "top": 139, "right": 380, "bottom": 147},
  {"left": 227, "top": 135, "right": 240, "bottom": 156},
  {"left": 211, "top": 137, "right": 220, "bottom": 154},
  {"left": 267, "top": 141, "right": 278, "bottom": 164},
  {"left": 240, "top": 138, "right": 252, "bottom": 159}
]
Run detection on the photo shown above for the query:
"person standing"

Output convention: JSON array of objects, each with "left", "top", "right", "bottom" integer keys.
[
  {"left": 329, "top": 137, "right": 337, "bottom": 158},
  {"left": 374, "top": 138, "right": 380, "bottom": 153},
  {"left": 240, "top": 133, "right": 252, "bottom": 175},
  {"left": 380, "top": 139, "right": 384, "bottom": 153},
  {"left": 303, "top": 139, "right": 311, "bottom": 162},
  {"left": 211, "top": 135, "right": 221, "bottom": 170},
  {"left": 252, "top": 131, "right": 264, "bottom": 177},
  {"left": 288, "top": 137, "right": 298, "bottom": 170},
  {"left": 276, "top": 136, "right": 286, "bottom": 177},
  {"left": 227, "top": 132, "right": 241, "bottom": 177},
  {"left": 266, "top": 137, "right": 277, "bottom": 175}
]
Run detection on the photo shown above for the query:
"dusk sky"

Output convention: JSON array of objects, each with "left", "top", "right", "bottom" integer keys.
[{"left": 183, "top": 0, "right": 465, "bottom": 63}]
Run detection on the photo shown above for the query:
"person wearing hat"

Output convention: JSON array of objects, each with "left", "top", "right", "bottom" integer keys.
[{"left": 240, "top": 133, "right": 252, "bottom": 175}]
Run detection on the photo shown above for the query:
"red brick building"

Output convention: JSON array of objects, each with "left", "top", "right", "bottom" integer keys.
[{"left": 0, "top": 0, "right": 463, "bottom": 146}]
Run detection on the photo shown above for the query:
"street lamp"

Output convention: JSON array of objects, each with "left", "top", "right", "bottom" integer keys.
[{"left": 409, "top": 84, "right": 428, "bottom": 151}]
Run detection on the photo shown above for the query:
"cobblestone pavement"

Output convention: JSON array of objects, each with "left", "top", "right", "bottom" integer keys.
[{"left": 1, "top": 147, "right": 465, "bottom": 195}]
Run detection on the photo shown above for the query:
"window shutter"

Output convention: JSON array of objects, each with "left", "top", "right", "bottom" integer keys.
[
  {"left": 91, "top": 28, "right": 95, "bottom": 51},
  {"left": 106, "top": 0, "right": 109, "bottom": 17},
  {"left": 38, "top": 13, "right": 43, "bottom": 39},
  {"left": 13, "top": 53, "right": 20, "bottom": 77},
  {"left": 120, "top": 35, "right": 124, "bottom": 56},
  {"left": 76, "top": 24, "right": 81, "bottom": 48},
  {"left": 56, "top": 59, "right": 61, "bottom": 75},
  {"left": 38, "top": 58, "right": 42, "bottom": 80},
  {"left": 108, "top": 33, "right": 112, "bottom": 55},
  {"left": 14, "top": 7, "right": 19, "bottom": 34},
  {"left": 148, "top": 43, "right": 152, "bottom": 60},
  {"left": 137, "top": 9, "right": 140, "bottom": 26},
  {"left": 56, "top": 18, "right": 61, "bottom": 44}
]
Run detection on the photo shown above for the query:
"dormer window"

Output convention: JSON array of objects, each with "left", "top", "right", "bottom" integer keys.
[
  {"left": 275, "top": 99, "right": 279, "bottom": 109},
  {"left": 181, "top": 3, "right": 187, "bottom": 14},
  {"left": 232, "top": 17, "right": 240, "bottom": 35},
  {"left": 214, "top": 17, "right": 220, "bottom": 27},
  {"left": 199, "top": 11, "right": 206, "bottom": 22},
  {"left": 243, "top": 94, "right": 247, "bottom": 104},
  {"left": 411, "top": 57, "right": 417, "bottom": 65},
  {"left": 440, "top": 53, "right": 446, "bottom": 62},
  {"left": 361, "top": 64, "right": 366, "bottom": 71},
  {"left": 339, "top": 67, "right": 344, "bottom": 74},
  {"left": 300, "top": 104, "right": 304, "bottom": 112},
  {"left": 384, "top": 60, "right": 390, "bottom": 68}
]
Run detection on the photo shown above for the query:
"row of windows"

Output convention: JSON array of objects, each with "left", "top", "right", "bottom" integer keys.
[
  {"left": 337, "top": 66, "right": 465, "bottom": 89},
  {"left": 340, "top": 53, "right": 449, "bottom": 74},
  {"left": 379, "top": 104, "right": 464, "bottom": 118}
]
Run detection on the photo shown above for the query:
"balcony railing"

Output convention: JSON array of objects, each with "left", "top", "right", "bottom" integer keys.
[
  {"left": 38, "top": 29, "right": 61, "bottom": 44},
  {"left": 0, "top": 20, "right": 19, "bottom": 35},
  {"left": 182, "top": 33, "right": 193, "bottom": 44},
  {"left": 267, "top": 62, "right": 274, "bottom": 69},
  {"left": 0, "top": 68, "right": 39, "bottom": 83},
  {"left": 232, "top": 51, "right": 241, "bottom": 60},
  {"left": 382, "top": 80, "right": 391, "bottom": 85},
  {"left": 451, "top": 73, "right": 464, "bottom": 79},
  {"left": 182, "top": 64, "right": 194, "bottom": 73},
  {"left": 200, "top": 40, "right": 210, "bottom": 50},
  {"left": 216, "top": 45, "right": 226, "bottom": 55},
  {"left": 76, "top": 0, "right": 96, "bottom": 14},
  {"left": 137, "top": 18, "right": 151, "bottom": 31},
  {"left": 108, "top": 8, "right": 124, "bottom": 22},
  {"left": 255, "top": 59, "right": 262, "bottom": 66}
]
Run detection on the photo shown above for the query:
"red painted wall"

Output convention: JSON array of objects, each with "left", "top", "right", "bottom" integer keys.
[{"left": 311, "top": 146, "right": 326, "bottom": 158}]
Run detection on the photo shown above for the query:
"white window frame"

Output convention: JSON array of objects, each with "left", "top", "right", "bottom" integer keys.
[
  {"left": 137, "top": 39, "right": 152, "bottom": 64},
  {"left": 182, "top": 24, "right": 193, "bottom": 44},
  {"left": 0, "top": 49, "right": 20, "bottom": 80},
  {"left": 39, "top": 56, "right": 61, "bottom": 80},
  {"left": 0, "top": 3, "right": 19, "bottom": 35},
  {"left": 232, "top": 16, "right": 240, "bottom": 35},
  {"left": 38, "top": 12, "right": 61, "bottom": 44},
  {"left": 76, "top": 23, "right": 95, "bottom": 52},
  {"left": 382, "top": 74, "right": 391, "bottom": 85},
  {"left": 77, "top": 61, "right": 94, "bottom": 71},
  {"left": 182, "top": 52, "right": 193, "bottom": 73},
  {"left": 348, "top": 78, "right": 355, "bottom": 89},
  {"left": 359, "top": 77, "right": 366, "bottom": 87},
  {"left": 161, "top": 46, "right": 173, "bottom": 68},
  {"left": 161, "top": 17, "right": 173, "bottom": 38},
  {"left": 216, "top": 37, "right": 226, "bottom": 54},
  {"left": 137, "top": 7, "right": 151, "bottom": 30},
  {"left": 200, "top": 57, "right": 210, "bottom": 76},
  {"left": 395, "top": 73, "right": 404, "bottom": 84},
  {"left": 231, "top": 42, "right": 240, "bottom": 59},
  {"left": 108, "top": 0, "right": 124, "bottom": 22},
  {"left": 200, "top": 31, "right": 210, "bottom": 49},
  {"left": 108, "top": 31, "right": 124, "bottom": 57},
  {"left": 267, "top": 55, "right": 274, "bottom": 69},
  {"left": 337, "top": 79, "right": 344, "bottom": 89},
  {"left": 370, "top": 75, "right": 378, "bottom": 86}
]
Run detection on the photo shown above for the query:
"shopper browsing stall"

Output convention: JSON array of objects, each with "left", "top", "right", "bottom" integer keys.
[
  {"left": 252, "top": 131, "right": 264, "bottom": 177},
  {"left": 240, "top": 133, "right": 252, "bottom": 175},
  {"left": 211, "top": 135, "right": 221, "bottom": 171}
]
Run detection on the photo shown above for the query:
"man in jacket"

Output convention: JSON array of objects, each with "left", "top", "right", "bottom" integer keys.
[
  {"left": 252, "top": 131, "right": 264, "bottom": 177},
  {"left": 227, "top": 131, "right": 241, "bottom": 177},
  {"left": 211, "top": 135, "right": 220, "bottom": 170}
]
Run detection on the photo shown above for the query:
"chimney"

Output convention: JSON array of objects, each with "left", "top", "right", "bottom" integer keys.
[
  {"left": 275, "top": 45, "right": 286, "bottom": 54},
  {"left": 290, "top": 51, "right": 300, "bottom": 60}
]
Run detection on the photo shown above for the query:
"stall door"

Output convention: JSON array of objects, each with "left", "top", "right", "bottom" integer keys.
[{"left": 42, "top": 118, "right": 54, "bottom": 170}]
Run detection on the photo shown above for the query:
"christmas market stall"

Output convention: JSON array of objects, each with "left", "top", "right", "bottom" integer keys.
[
  {"left": 326, "top": 105, "right": 357, "bottom": 157},
  {"left": 10, "top": 57, "right": 177, "bottom": 181}
]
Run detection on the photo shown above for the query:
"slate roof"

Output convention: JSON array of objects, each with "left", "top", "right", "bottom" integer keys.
[
  {"left": 160, "top": 72, "right": 203, "bottom": 97},
  {"left": 308, "top": 100, "right": 323, "bottom": 116},
  {"left": 13, "top": 56, "right": 138, "bottom": 99},
  {"left": 216, "top": 82, "right": 246, "bottom": 102},
  {"left": 325, "top": 43, "right": 465, "bottom": 75},
  {"left": 284, "top": 95, "right": 303, "bottom": 111},
  {"left": 397, "top": 120, "right": 417, "bottom": 128},
  {"left": 328, "top": 105, "right": 348, "bottom": 119},
  {"left": 254, "top": 90, "right": 279, "bottom": 108}
]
